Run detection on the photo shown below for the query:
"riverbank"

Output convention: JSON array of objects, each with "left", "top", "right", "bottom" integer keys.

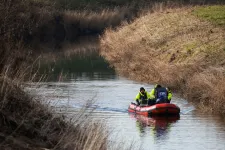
[
  {"left": 0, "top": 76, "right": 110, "bottom": 149},
  {"left": 0, "top": 0, "right": 115, "bottom": 149},
  {"left": 100, "top": 6, "right": 225, "bottom": 115},
  {"left": 0, "top": 0, "right": 224, "bottom": 149},
  {"left": 5, "top": 0, "right": 224, "bottom": 51},
  {"left": 0, "top": 0, "right": 140, "bottom": 52}
]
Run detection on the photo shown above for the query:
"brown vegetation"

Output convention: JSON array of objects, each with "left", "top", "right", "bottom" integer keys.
[
  {"left": 0, "top": 73, "right": 109, "bottom": 149},
  {"left": 1, "top": 0, "right": 224, "bottom": 149},
  {"left": 0, "top": 0, "right": 140, "bottom": 52},
  {"left": 100, "top": 7, "right": 225, "bottom": 114},
  {"left": 0, "top": 1, "right": 108, "bottom": 149}
]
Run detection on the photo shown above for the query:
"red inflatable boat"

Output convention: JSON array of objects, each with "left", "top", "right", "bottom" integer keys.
[{"left": 128, "top": 103, "right": 180, "bottom": 116}]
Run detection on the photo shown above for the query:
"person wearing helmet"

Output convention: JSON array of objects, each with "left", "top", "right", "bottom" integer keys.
[
  {"left": 135, "top": 87, "right": 150, "bottom": 105},
  {"left": 149, "top": 84, "right": 172, "bottom": 104}
]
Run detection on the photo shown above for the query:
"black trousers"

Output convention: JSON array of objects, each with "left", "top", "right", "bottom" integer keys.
[
  {"left": 136, "top": 99, "right": 148, "bottom": 105},
  {"left": 148, "top": 99, "right": 156, "bottom": 106}
]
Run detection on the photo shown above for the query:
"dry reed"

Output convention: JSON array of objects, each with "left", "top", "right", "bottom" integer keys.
[
  {"left": 0, "top": 1, "right": 109, "bottom": 149},
  {"left": 0, "top": 58, "right": 110, "bottom": 149},
  {"left": 100, "top": 7, "right": 225, "bottom": 114}
]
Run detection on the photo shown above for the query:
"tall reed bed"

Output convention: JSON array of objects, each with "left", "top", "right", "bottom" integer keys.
[
  {"left": 63, "top": 7, "right": 133, "bottom": 34},
  {"left": 0, "top": 69, "right": 109, "bottom": 149},
  {"left": 0, "top": 1, "right": 111, "bottom": 149}
]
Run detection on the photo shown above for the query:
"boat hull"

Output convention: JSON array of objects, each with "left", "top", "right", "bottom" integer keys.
[{"left": 128, "top": 103, "right": 180, "bottom": 116}]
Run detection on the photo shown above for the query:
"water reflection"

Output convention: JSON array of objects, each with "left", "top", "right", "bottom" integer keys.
[
  {"left": 39, "top": 48, "right": 114, "bottom": 75},
  {"left": 41, "top": 71, "right": 117, "bottom": 82},
  {"left": 28, "top": 71, "right": 225, "bottom": 150},
  {"left": 129, "top": 113, "right": 179, "bottom": 141}
]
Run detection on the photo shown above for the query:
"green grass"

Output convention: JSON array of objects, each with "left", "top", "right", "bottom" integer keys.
[{"left": 193, "top": 5, "right": 225, "bottom": 27}]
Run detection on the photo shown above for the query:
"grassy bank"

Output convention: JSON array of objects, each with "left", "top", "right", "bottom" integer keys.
[
  {"left": 193, "top": 5, "right": 225, "bottom": 27},
  {"left": 100, "top": 5, "right": 225, "bottom": 114}
]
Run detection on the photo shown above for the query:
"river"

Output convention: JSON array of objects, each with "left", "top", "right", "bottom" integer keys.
[
  {"left": 26, "top": 36, "right": 225, "bottom": 149},
  {"left": 28, "top": 70, "right": 225, "bottom": 150}
]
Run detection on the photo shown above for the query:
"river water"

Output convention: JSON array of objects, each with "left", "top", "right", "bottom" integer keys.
[
  {"left": 28, "top": 71, "right": 225, "bottom": 150},
  {"left": 28, "top": 36, "right": 225, "bottom": 149}
]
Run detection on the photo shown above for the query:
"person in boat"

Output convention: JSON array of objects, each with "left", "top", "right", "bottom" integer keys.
[
  {"left": 149, "top": 84, "right": 172, "bottom": 104},
  {"left": 135, "top": 87, "right": 150, "bottom": 105}
]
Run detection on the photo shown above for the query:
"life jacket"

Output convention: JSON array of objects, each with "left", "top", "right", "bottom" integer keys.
[
  {"left": 139, "top": 92, "right": 147, "bottom": 100},
  {"left": 155, "top": 87, "right": 168, "bottom": 100}
]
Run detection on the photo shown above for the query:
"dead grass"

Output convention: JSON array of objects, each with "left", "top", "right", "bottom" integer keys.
[
  {"left": 100, "top": 7, "right": 225, "bottom": 114},
  {"left": 0, "top": 64, "right": 110, "bottom": 149},
  {"left": 0, "top": 1, "right": 111, "bottom": 149},
  {"left": 186, "top": 67, "right": 225, "bottom": 114},
  {"left": 64, "top": 7, "right": 133, "bottom": 34}
]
